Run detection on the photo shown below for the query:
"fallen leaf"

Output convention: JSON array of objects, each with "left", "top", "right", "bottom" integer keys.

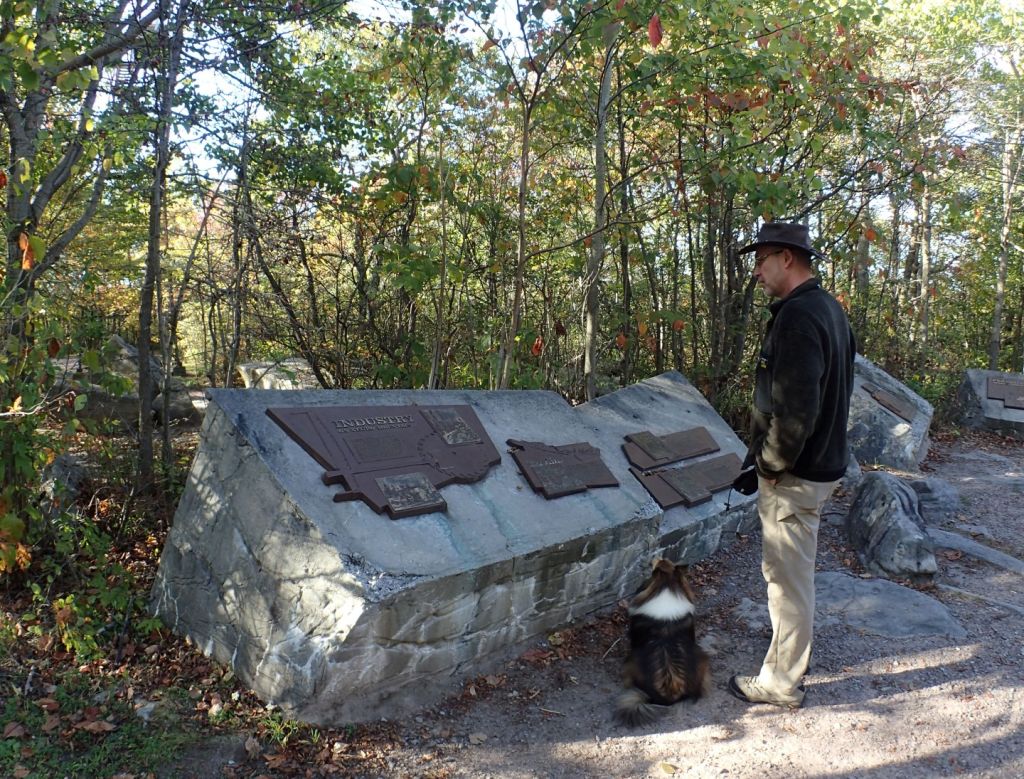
[
  {"left": 245, "top": 735, "right": 262, "bottom": 760},
  {"left": 75, "top": 719, "right": 116, "bottom": 733},
  {"left": 3, "top": 722, "right": 27, "bottom": 739},
  {"left": 13, "top": 765, "right": 30, "bottom": 779},
  {"left": 484, "top": 675, "right": 502, "bottom": 687},
  {"left": 660, "top": 761, "right": 680, "bottom": 774},
  {"left": 468, "top": 732, "right": 487, "bottom": 744},
  {"left": 37, "top": 697, "right": 60, "bottom": 712},
  {"left": 41, "top": 714, "right": 61, "bottom": 733}
]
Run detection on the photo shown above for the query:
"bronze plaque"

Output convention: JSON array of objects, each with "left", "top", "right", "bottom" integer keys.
[
  {"left": 862, "top": 383, "right": 917, "bottom": 423},
  {"left": 376, "top": 473, "right": 446, "bottom": 517},
  {"left": 623, "top": 427, "right": 719, "bottom": 471},
  {"left": 987, "top": 376, "right": 1024, "bottom": 409},
  {"left": 631, "top": 453, "right": 742, "bottom": 509},
  {"left": 507, "top": 439, "right": 618, "bottom": 499},
  {"left": 267, "top": 404, "right": 500, "bottom": 518}
]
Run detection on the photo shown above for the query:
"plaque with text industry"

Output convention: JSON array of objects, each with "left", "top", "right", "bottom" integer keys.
[{"left": 266, "top": 405, "right": 501, "bottom": 518}]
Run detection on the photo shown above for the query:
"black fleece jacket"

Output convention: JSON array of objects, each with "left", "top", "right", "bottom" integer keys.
[{"left": 745, "top": 278, "right": 856, "bottom": 483}]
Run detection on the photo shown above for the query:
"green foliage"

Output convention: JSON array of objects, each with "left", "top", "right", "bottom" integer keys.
[{"left": 0, "top": 671, "right": 191, "bottom": 779}]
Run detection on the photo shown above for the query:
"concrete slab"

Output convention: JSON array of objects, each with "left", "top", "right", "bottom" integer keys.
[
  {"left": 956, "top": 368, "right": 1024, "bottom": 439},
  {"left": 150, "top": 372, "right": 756, "bottom": 726},
  {"left": 848, "top": 355, "right": 933, "bottom": 469}
]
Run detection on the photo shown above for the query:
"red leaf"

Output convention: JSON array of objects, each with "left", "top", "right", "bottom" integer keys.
[
  {"left": 0, "top": 171, "right": 7, "bottom": 188},
  {"left": 615, "top": 0, "right": 626, "bottom": 9},
  {"left": 647, "top": 14, "right": 663, "bottom": 48},
  {"left": 864, "top": 227, "right": 878, "bottom": 242},
  {"left": 615, "top": 332, "right": 627, "bottom": 350},
  {"left": 672, "top": 319, "right": 685, "bottom": 331},
  {"left": 857, "top": 71, "right": 869, "bottom": 84},
  {"left": 530, "top": 336, "right": 543, "bottom": 357}
]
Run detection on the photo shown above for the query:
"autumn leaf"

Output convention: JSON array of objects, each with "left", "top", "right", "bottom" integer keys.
[
  {"left": 615, "top": 0, "right": 626, "bottom": 10},
  {"left": 482, "top": 38, "right": 496, "bottom": 52},
  {"left": 530, "top": 336, "right": 543, "bottom": 357},
  {"left": 17, "top": 232, "right": 29, "bottom": 252},
  {"left": 41, "top": 714, "right": 61, "bottom": 733},
  {"left": 672, "top": 319, "right": 685, "bottom": 331},
  {"left": 0, "top": 171, "right": 7, "bottom": 188},
  {"left": 637, "top": 320, "right": 648, "bottom": 337},
  {"left": 3, "top": 722, "right": 27, "bottom": 738},
  {"left": 864, "top": 227, "right": 877, "bottom": 241},
  {"left": 13, "top": 765, "right": 30, "bottom": 779},
  {"left": 615, "top": 332, "right": 627, "bottom": 350},
  {"left": 47, "top": 337, "right": 61, "bottom": 358},
  {"left": 647, "top": 14, "right": 663, "bottom": 48},
  {"left": 74, "top": 718, "right": 116, "bottom": 733},
  {"left": 36, "top": 697, "right": 60, "bottom": 712}
]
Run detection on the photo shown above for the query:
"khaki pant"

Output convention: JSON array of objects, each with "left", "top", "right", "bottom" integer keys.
[{"left": 755, "top": 473, "right": 838, "bottom": 697}]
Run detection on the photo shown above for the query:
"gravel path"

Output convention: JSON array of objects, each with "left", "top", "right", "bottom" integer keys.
[{"left": 373, "top": 432, "right": 1024, "bottom": 778}]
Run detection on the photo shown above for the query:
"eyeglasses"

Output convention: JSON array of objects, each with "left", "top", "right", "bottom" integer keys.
[{"left": 753, "top": 249, "right": 785, "bottom": 267}]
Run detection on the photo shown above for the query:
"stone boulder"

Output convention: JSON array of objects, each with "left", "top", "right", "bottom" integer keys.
[
  {"left": 154, "top": 387, "right": 203, "bottom": 427},
  {"left": 846, "top": 472, "right": 937, "bottom": 581},
  {"left": 39, "top": 453, "right": 90, "bottom": 521},
  {"left": 151, "top": 372, "right": 755, "bottom": 726},
  {"left": 847, "top": 355, "right": 933, "bottom": 469},
  {"left": 236, "top": 358, "right": 318, "bottom": 390},
  {"left": 956, "top": 368, "right": 1024, "bottom": 439},
  {"left": 907, "top": 476, "right": 959, "bottom": 525}
]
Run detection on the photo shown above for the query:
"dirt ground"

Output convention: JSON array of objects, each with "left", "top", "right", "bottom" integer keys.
[{"left": 170, "top": 431, "right": 1024, "bottom": 778}]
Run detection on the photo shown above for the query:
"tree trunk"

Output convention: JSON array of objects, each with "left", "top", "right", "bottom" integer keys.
[
  {"left": 989, "top": 125, "right": 1024, "bottom": 369},
  {"left": 584, "top": 41, "right": 615, "bottom": 401},
  {"left": 137, "top": 0, "right": 187, "bottom": 492}
]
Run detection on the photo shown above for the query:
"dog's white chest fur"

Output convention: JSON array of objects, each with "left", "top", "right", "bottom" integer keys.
[{"left": 630, "top": 589, "right": 694, "bottom": 620}]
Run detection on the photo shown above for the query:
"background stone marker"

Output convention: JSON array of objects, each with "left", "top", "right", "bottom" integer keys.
[
  {"left": 151, "top": 372, "right": 756, "bottom": 725},
  {"left": 847, "top": 355, "right": 933, "bottom": 469},
  {"left": 958, "top": 369, "right": 1024, "bottom": 439}
]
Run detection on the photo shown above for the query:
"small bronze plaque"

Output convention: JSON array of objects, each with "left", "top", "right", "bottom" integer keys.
[
  {"left": 423, "top": 407, "right": 482, "bottom": 446},
  {"left": 507, "top": 439, "right": 618, "bottom": 499},
  {"left": 631, "top": 453, "right": 742, "bottom": 509},
  {"left": 623, "top": 427, "right": 719, "bottom": 471},
  {"left": 628, "top": 431, "right": 676, "bottom": 462},
  {"left": 376, "top": 473, "right": 446, "bottom": 517},
  {"left": 862, "top": 383, "right": 917, "bottom": 423},
  {"left": 267, "top": 404, "right": 500, "bottom": 518},
  {"left": 661, "top": 467, "right": 712, "bottom": 505}
]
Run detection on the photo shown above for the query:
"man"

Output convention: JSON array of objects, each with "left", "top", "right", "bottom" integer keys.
[{"left": 728, "top": 221, "right": 856, "bottom": 709}]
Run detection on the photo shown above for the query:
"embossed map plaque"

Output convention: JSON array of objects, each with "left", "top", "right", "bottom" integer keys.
[
  {"left": 506, "top": 439, "right": 618, "bottom": 499},
  {"left": 986, "top": 376, "right": 1024, "bottom": 410},
  {"left": 266, "top": 404, "right": 501, "bottom": 518},
  {"left": 630, "top": 453, "right": 742, "bottom": 509},
  {"left": 623, "top": 427, "right": 719, "bottom": 471}
]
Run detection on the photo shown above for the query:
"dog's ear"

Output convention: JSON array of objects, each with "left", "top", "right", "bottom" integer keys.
[{"left": 652, "top": 558, "right": 674, "bottom": 574}]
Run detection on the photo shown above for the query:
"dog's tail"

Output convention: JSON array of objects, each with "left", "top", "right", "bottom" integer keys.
[{"left": 615, "top": 687, "right": 670, "bottom": 727}]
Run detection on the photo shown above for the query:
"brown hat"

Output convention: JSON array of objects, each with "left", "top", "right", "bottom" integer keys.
[{"left": 738, "top": 222, "right": 824, "bottom": 260}]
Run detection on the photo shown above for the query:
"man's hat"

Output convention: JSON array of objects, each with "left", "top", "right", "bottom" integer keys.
[{"left": 738, "top": 222, "right": 824, "bottom": 260}]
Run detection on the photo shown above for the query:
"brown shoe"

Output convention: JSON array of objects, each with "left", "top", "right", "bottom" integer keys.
[{"left": 727, "top": 675, "right": 804, "bottom": 709}]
